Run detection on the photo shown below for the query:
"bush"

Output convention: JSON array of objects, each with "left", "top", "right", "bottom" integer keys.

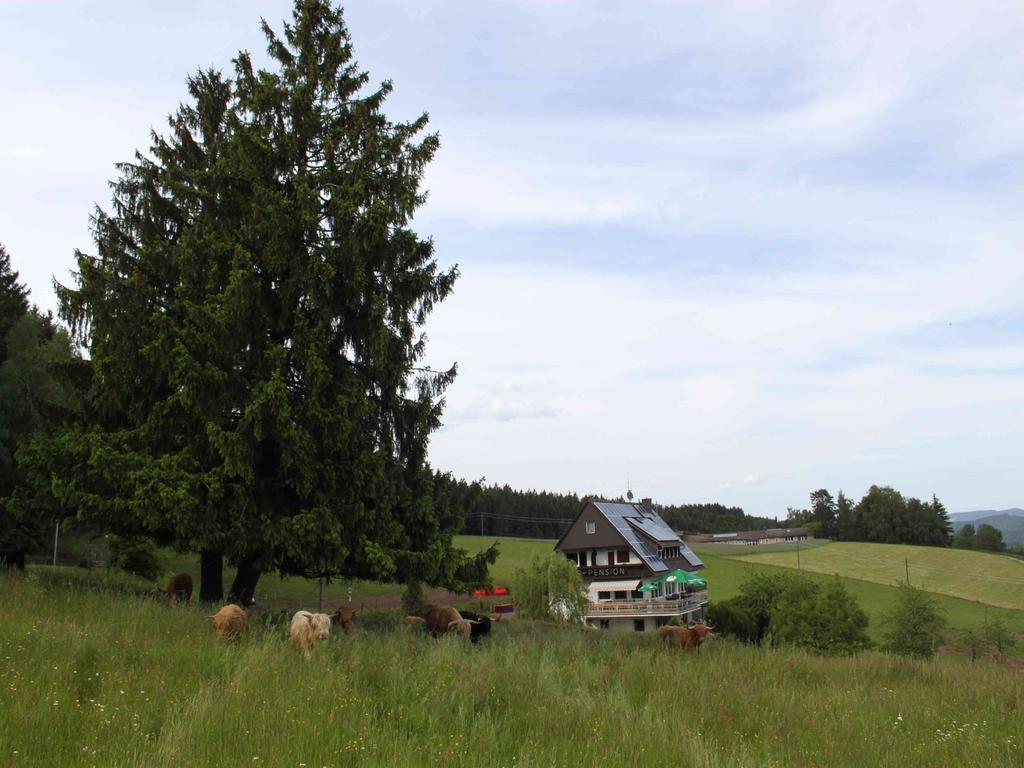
[
  {"left": 717, "top": 571, "right": 872, "bottom": 654},
  {"left": 707, "top": 598, "right": 759, "bottom": 643},
  {"left": 107, "top": 535, "right": 161, "bottom": 582},
  {"left": 882, "top": 582, "right": 946, "bottom": 658},
  {"left": 770, "top": 577, "right": 872, "bottom": 655},
  {"left": 982, "top": 614, "right": 1016, "bottom": 655},
  {"left": 514, "top": 552, "right": 588, "bottom": 623}
]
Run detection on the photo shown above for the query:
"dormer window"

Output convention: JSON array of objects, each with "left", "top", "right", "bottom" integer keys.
[{"left": 585, "top": 520, "right": 596, "bottom": 534}]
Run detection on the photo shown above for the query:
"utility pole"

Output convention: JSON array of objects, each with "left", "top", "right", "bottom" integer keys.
[
  {"left": 796, "top": 538, "right": 801, "bottom": 570},
  {"left": 905, "top": 559, "right": 910, "bottom": 585}
]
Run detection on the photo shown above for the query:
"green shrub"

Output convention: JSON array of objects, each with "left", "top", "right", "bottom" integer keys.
[
  {"left": 707, "top": 597, "right": 759, "bottom": 643},
  {"left": 718, "top": 571, "right": 871, "bottom": 654},
  {"left": 108, "top": 535, "right": 161, "bottom": 581},
  {"left": 882, "top": 582, "right": 946, "bottom": 658},
  {"left": 770, "top": 577, "right": 872, "bottom": 655}
]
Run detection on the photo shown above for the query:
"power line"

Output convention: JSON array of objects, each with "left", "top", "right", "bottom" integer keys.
[{"left": 477, "top": 514, "right": 570, "bottom": 523}]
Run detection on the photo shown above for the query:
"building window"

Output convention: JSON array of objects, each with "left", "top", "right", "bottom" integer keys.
[
  {"left": 599, "top": 620, "right": 610, "bottom": 630},
  {"left": 631, "top": 589, "right": 643, "bottom": 599},
  {"left": 597, "top": 591, "right": 610, "bottom": 600},
  {"left": 585, "top": 520, "right": 596, "bottom": 534},
  {"left": 616, "top": 549, "right": 629, "bottom": 563},
  {"left": 614, "top": 590, "right": 627, "bottom": 600},
  {"left": 633, "top": 619, "right": 645, "bottom": 632}
]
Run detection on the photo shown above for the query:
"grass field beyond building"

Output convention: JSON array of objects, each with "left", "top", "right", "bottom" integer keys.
[{"left": 718, "top": 541, "right": 1024, "bottom": 611}]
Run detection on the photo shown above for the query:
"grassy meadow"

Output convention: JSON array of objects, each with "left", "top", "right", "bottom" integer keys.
[
  {"left": 2, "top": 571, "right": 1022, "bottom": 768},
  {"left": 687, "top": 543, "right": 1024, "bottom": 644},
  {"left": 720, "top": 541, "right": 1024, "bottom": 610}
]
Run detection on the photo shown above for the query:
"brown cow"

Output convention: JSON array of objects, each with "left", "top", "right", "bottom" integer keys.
[
  {"left": 689, "top": 623, "right": 712, "bottom": 651},
  {"left": 166, "top": 572, "right": 193, "bottom": 602},
  {"left": 210, "top": 604, "right": 247, "bottom": 639},
  {"left": 404, "top": 606, "right": 480, "bottom": 639},
  {"left": 657, "top": 625, "right": 694, "bottom": 648},
  {"left": 657, "top": 623, "right": 713, "bottom": 652},
  {"left": 331, "top": 606, "right": 357, "bottom": 633}
]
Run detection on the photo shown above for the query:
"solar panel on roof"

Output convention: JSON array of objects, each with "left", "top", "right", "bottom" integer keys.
[{"left": 592, "top": 500, "right": 704, "bottom": 571}]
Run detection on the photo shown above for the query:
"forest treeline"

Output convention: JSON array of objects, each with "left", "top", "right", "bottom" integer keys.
[
  {"left": 450, "top": 481, "right": 778, "bottom": 539},
  {"left": 786, "top": 486, "right": 953, "bottom": 547}
]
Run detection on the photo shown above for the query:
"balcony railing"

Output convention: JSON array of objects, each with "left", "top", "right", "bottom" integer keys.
[{"left": 585, "top": 591, "right": 708, "bottom": 617}]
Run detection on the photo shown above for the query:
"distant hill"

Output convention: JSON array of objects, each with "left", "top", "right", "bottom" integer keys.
[
  {"left": 967, "top": 514, "right": 1024, "bottom": 547},
  {"left": 950, "top": 509, "right": 1024, "bottom": 547},
  {"left": 949, "top": 508, "right": 1024, "bottom": 524}
]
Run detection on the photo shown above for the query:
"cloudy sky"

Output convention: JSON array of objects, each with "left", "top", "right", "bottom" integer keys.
[{"left": 3, "top": 1, "right": 1022, "bottom": 517}]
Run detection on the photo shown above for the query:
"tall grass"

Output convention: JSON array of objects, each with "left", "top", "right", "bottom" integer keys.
[{"left": 1, "top": 572, "right": 1021, "bottom": 767}]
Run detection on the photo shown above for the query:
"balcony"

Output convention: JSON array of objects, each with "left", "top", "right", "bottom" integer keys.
[{"left": 584, "top": 590, "right": 708, "bottom": 619}]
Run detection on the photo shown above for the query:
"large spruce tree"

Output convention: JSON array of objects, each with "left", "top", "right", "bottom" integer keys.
[{"left": 45, "top": 0, "right": 493, "bottom": 600}]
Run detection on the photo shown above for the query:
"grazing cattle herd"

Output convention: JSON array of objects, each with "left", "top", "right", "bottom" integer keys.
[
  {"left": 166, "top": 571, "right": 712, "bottom": 653},
  {"left": 403, "top": 606, "right": 492, "bottom": 642}
]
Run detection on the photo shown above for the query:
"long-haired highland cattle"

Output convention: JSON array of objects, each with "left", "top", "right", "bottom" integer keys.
[
  {"left": 404, "top": 606, "right": 481, "bottom": 640},
  {"left": 290, "top": 610, "right": 332, "bottom": 656},
  {"left": 657, "top": 622, "right": 713, "bottom": 652},
  {"left": 331, "top": 606, "right": 357, "bottom": 633},
  {"left": 166, "top": 572, "right": 193, "bottom": 602},
  {"left": 210, "top": 604, "right": 247, "bottom": 639}
]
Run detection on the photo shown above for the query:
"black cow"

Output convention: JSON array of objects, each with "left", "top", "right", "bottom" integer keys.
[
  {"left": 0, "top": 547, "right": 26, "bottom": 571},
  {"left": 455, "top": 609, "right": 492, "bottom": 644}
]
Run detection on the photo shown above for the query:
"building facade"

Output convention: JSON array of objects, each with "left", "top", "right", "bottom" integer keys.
[
  {"left": 555, "top": 498, "right": 707, "bottom": 631},
  {"left": 682, "top": 527, "right": 809, "bottom": 546}
]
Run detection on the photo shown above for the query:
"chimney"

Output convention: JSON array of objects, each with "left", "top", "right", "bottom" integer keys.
[{"left": 640, "top": 497, "right": 653, "bottom": 512}]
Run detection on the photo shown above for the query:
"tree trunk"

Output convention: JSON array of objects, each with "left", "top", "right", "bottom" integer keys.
[
  {"left": 199, "top": 550, "right": 224, "bottom": 603},
  {"left": 228, "top": 556, "right": 261, "bottom": 605}
]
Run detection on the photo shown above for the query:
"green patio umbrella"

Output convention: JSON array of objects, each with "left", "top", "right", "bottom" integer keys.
[
  {"left": 637, "top": 582, "right": 660, "bottom": 592},
  {"left": 655, "top": 569, "right": 704, "bottom": 585},
  {"left": 659, "top": 569, "right": 707, "bottom": 587}
]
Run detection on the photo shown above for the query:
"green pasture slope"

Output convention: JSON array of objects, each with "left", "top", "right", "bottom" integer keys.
[
  {"left": 690, "top": 544, "right": 1024, "bottom": 643},
  {"left": 721, "top": 540, "right": 1024, "bottom": 610},
  {"left": 2, "top": 573, "right": 1022, "bottom": 768}
]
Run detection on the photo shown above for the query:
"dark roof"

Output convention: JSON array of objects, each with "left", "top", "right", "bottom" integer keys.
[{"left": 591, "top": 501, "right": 703, "bottom": 571}]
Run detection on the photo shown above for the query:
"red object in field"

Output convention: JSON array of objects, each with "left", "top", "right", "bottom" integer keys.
[
  {"left": 493, "top": 603, "right": 514, "bottom": 614},
  {"left": 471, "top": 584, "right": 511, "bottom": 598}
]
